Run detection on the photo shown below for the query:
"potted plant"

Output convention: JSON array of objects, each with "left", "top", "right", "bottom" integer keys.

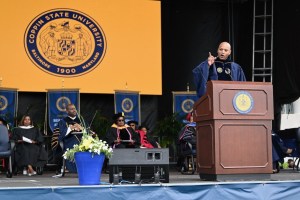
[
  {"left": 154, "top": 113, "right": 184, "bottom": 162},
  {"left": 63, "top": 133, "right": 113, "bottom": 185}
]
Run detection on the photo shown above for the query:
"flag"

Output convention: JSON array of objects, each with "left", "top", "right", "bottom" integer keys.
[
  {"left": 0, "top": 88, "right": 18, "bottom": 127},
  {"left": 172, "top": 91, "right": 198, "bottom": 120},
  {"left": 47, "top": 89, "right": 80, "bottom": 132},
  {"left": 114, "top": 90, "right": 140, "bottom": 124}
]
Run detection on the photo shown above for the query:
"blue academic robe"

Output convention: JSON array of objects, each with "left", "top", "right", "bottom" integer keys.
[
  {"left": 58, "top": 116, "right": 83, "bottom": 150},
  {"left": 192, "top": 59, "right": 246, "bottom": 98}
]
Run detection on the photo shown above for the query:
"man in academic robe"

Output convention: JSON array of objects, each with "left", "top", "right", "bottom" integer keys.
[
  {"left": 192, "top": 42, "right": 246, "bottom": 98},
  {"left": 58, "top": 103, "right": 84, "bottom": 151}
]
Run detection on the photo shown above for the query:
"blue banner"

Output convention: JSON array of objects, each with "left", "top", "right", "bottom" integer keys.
[
  {"left": 173, "top": 91, "right": 198, "bottom": 120},
  {"left": 47, "top": 89, "right": 79, "bottom": 132},
  {"left": 114, "top": 91, "right": 140, "bottom": 124},
  {"left": 0, "top": 88, "right": 18, "bottom": 127}
]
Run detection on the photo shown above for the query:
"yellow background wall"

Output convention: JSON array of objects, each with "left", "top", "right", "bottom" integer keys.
[{"left": 0, "top": 0, "right": 161, "bottom": 94}]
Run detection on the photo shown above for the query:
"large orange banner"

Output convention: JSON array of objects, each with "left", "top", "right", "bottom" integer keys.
[{"left": 0, "top": 0, "right": 161, "bottom": 94}]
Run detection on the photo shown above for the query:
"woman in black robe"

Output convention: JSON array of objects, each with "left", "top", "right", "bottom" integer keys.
[
  {"left": 12, "top": 115, "right": 46, "bottom": 176},
  {"left": 105, "top": 113, "right": 140, "bottom": 148}
]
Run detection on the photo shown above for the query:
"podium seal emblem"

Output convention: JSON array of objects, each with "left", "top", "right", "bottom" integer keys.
[{"left": 233, "top": 91, "right": 254, "bottom": 114}]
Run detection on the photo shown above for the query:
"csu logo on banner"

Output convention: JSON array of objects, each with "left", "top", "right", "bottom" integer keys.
[
  {"left": 122, "top": 98, "right": 133, "bottom": 113},
  {"left": 56, "top": 96, "right": 71, "bottom": 112},
  {"left": 0, "top": 95, "right": 8, "bottom": 111},
  {"left": 24, "top": 9, "right": 106, "bottom": 77},
  {"left": 181, "top": 99, "right": 194, "bottom": 113}
]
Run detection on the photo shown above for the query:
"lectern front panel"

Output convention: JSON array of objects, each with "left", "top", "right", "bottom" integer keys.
[{"left": 218, "top": 122, "right": 270, "bottom": 171}]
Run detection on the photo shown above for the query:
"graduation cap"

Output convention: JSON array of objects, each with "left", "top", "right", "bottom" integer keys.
[
  {"left": 112, "top": 112, "right": 125, "bottom": 121},
  {"left": 127, "top": 120, "right": 138, "bottom": 125}
]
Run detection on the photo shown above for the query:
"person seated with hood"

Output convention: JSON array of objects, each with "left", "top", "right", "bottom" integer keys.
[{"left": 105, "top": 113, "right": 140, "bottom": 148}]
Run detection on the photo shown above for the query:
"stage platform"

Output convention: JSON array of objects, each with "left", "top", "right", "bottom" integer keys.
[{"left": 1, "top": 168, "right": 300, "bottom": 199}]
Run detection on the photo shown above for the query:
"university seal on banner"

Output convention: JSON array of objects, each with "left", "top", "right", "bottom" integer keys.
[
  {"left": 24, "top": 9, "right": 106, "bottom": 77},
  {"left": 0, "top": 95, "right": 8, "bottom": 111},
  {"left": 181, "top": 99, "right": 194, "bottom": 113},
  {"left": 56, "top": 96, "right": 71, "bottom": 112},
  {"left": 122, "top": 98, "right": 133, "bottom": 113},
  {"left": 233, "top": 91, "right": 254, "bottom": 114}
]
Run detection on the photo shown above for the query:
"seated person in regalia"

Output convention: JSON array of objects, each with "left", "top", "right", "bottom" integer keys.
[
  {"left": 12, "top": 115, "right": 47, "bottom": 176},
  {"left": 58, "top": 104, "right": 84, "bottom": 151},
  {"left": 105, "top": 113, "right": 140, "bottom": 148}
]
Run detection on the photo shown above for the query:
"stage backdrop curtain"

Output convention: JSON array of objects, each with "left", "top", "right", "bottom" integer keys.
[
  {"left": 172, "top": 91, "right": 198, "bottom": 120},
  {"left": 114, "top": 90, "right": 140, "bottom": 124},
  {"left": 47, "top": 89, "right": 80, "bottom": 132},
  {"left": 0, "top": 88, "right": 18, "bottom": 127}
]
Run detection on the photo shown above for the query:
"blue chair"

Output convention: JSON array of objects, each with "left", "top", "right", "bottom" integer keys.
[{"left": 0, "top": 125, "right": 13, "bottom": 178}]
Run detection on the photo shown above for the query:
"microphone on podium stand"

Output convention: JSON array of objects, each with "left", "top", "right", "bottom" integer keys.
[{"left": 225, "top": 68, "right": 233, "bottom": 81}]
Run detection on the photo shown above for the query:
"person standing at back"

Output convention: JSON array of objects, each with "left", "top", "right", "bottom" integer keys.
[{"left": 192, "top": 41, "right": 246, "bottom": 98}]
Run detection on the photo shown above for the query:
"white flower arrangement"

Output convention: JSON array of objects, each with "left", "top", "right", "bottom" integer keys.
[{"left": 63, "top": 134, "right": 113, "bottom": 162}]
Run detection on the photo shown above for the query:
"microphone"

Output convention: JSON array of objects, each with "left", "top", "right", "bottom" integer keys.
[
  {"left": 225, "top": 68, "right": 233, "bottom": 81},
  {"left": 87, "top": 110, "right": 98, "bottom": 134}
]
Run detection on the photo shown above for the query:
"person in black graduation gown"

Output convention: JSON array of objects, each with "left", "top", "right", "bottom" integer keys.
[
  {"left": 12, "top": 115, "right": 46, "bottom": 176},
  {"left": 105, "top": 113, "right": 140, "bottom": 148},
  {"left": 58, "top": 103, "right": 84, "bottom": 151}
]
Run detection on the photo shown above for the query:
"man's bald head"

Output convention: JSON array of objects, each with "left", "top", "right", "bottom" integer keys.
[{"left": 217, "top": 42, "right": 231, "bottom": 60}]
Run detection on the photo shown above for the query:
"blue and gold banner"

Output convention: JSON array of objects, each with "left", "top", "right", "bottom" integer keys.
[
  {"left": 172, "top": 91, "right": 198, "bottom": 120},
  {"left": 114, "top": 90, "right": 140, "bottom": 124},
  {"left": 47, "top": 89, "right": 80, "bottom": 132},
  {"left": 0, "top": 88, "right": 18, "bottom": 127}
]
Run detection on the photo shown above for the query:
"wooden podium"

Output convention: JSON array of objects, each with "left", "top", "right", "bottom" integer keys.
[{"left": 193, "top": 81, "right": 273, "bottom": 181}]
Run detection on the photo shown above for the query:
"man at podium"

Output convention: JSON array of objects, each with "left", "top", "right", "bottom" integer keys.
[{"left": 192, "top": 41, "right": 246, "bottom": 98}]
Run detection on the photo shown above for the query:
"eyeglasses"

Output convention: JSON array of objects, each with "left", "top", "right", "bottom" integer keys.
[
  {"left": 129, "top": 124, "right": 135, "bottom": 127},
  {"left": 117, "top": 119, "right": 124, "bottom": 122}
]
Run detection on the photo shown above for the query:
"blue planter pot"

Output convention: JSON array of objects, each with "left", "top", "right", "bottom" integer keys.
[{"left": 74, "top": 152, "right": 105, "bottom": 185}]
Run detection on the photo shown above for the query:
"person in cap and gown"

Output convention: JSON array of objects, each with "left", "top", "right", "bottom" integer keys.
[
  {"left": 105, "top": 113, "right": 140, "bottom": 148},
  {"left": 127, "top": 120, "right": 139, "bottom": 133},
  {"left": 12, "top": 115, "right": 47, "bottom": 176},
  {"left": 192, "top": 41, "right": 246, "bottom": 98}
]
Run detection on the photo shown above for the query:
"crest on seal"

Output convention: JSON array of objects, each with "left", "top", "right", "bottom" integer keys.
[
  {"left": 24, "top": 9, "right": 106, "bottom": 77},
  {"left": 181, "top": 99, "right": 195, "bottom": 113},
  {"left": 56, "top": 96, "right": 71, "bottom": 112},
  {"left": 233, "top": 91, "right": 254, "bottom": 114},
  {"left": 121, "top": 98, "right": 134, "bottom": 113}
]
